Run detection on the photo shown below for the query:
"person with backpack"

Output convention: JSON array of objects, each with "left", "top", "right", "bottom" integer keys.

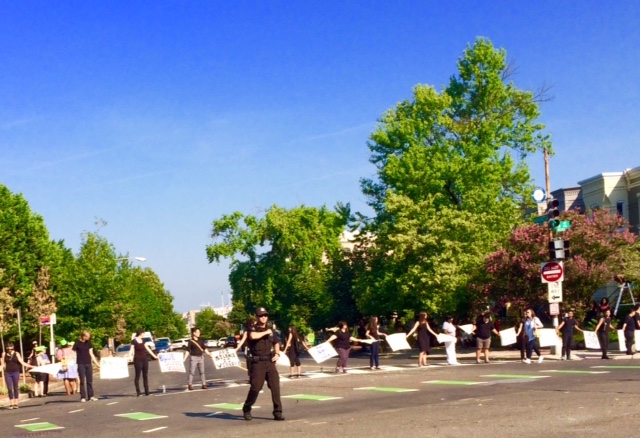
[{"left": 183, "top": 327, "right": 213, "bottom": 390}]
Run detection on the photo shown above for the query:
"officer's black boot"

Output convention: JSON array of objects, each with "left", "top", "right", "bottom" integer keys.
[
  {"left": 243, "top": 407, "right": 252, "bottom": 421},
  {"left": 273, "top": 412, "right": 285, "bottom": 421}
]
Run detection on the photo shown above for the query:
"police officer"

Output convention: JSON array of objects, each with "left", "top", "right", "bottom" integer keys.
[{"left": 242, "top": 307, "right": 284, "bottom": 421}]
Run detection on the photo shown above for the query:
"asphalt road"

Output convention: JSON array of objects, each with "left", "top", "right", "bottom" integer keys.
[{"left": 2, "top": 352, "right": 640, "bottom": 437}]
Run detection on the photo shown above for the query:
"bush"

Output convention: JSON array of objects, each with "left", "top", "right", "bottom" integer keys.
[{"left": 19, "top": 383, "right": 30, "bottom": 394}]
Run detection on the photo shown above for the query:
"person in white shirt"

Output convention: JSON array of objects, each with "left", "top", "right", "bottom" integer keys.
[{"left": 442, "top": 316, "right": 460, "bottom": 365}]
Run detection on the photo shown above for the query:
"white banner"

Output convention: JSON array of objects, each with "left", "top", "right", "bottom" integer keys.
[
  {"left": 458, "top": 324, "right": 474, "bottom": 335},
  {"left": 385, "top": 333, "right": 412, "bottom": 351},
  {"left": 436, "top": 333, "right": 456, "bottom": 344},
  {"left": 358, "top": 338, "right": 378, "bottom": 344},
  {"left": 583, "top": 330, "right": 601, "bottom": 350},
  {"left": 211, "top": 349, "right": 241, "bottom": 369},
  {"left": 635, "top": 331, "right": 640, "bottom": 351},
  {"left": 100, "top": 357, "right": 129, "bottom": 379},
  {"left": 499, "top": 327, "right": 517, "bottom": 346},
  {"left": 158, "top": 352, "right": 186, "bottom": 373},
  {"left": 29, "top": 363, "right": 63, "bottom": 376},
  {"left": 617, "top": 330, "right": 626, "bottom": 351},
  {"left": 308, "top": 342, "right": 338, "bottom": 363},
  {"left": 276, "top": 353, "right": 291, "bottom": 367},
  {"left": 537, "top": 329, "right": 561, "bottom": 347}
]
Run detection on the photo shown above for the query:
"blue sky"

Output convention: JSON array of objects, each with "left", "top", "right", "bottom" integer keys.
[{"left": 2, "top": 2, "right": 639, "bottom": 312}]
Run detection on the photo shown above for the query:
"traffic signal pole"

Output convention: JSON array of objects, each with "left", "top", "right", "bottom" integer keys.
[{"left": 544, "top": 147, "right": 560, "bottom": 355}]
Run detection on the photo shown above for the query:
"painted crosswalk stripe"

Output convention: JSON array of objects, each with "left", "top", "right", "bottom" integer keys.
[
  {"left": 20, "top": 418, "right": 39, "bottom": 422},
  {"left": 354, "top": 387, "right": 419, "bottom": 392},
  {"left": 69, "top": 409, "right": 84, "bottom": 413},
  {"left": 423, "top": 380, "right": 484, "bottom": 385},
  {"left": 481, "top": 374, "right": 548, "bottom": 379},
  {"left": 592, "top": 365, "right": 640, "bottom": 369},
  {"left": 114, "top": 412, "right": 168, "bottom": 421},
  {"left": 283, "top": 394, "right": 343, "bottom": 401},
  {"left": 15, "top": 422, "right": 64, "bottom": 432},
  {"left": 205, "top": 403, "right": 260, "bottom": 410},
  {"left": 143, "top": 427, "right": 168, "bottom": 433},
  {"left": 541, "top": 370, "right": 609, "bottom": 374}
]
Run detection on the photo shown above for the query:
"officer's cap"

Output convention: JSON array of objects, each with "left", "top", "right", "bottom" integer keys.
[{"left": 255, "top": 307, "right": 269, "bottom": 316}]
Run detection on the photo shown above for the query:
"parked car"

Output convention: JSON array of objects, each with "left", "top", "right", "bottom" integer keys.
[
  {"left": 154, "top": 338, "right": 171, "bottom": 353},
  {"left": 205, "top": 339, "right": 218, "bottom": 349},
  {"left": 218, "top": 337, "right": 227, "bottom": 348},
  {"left": 130, "top": 331, "right": 156, "bottom": 353},
  {"left": 115, "top": 344, "right": 133, "bottom": 363},
  {"left": 225, "top": 336, "right": 237, "bottom": 349},
  {"left": 171, "top": 337, "right": 190, "bottom": 350}
]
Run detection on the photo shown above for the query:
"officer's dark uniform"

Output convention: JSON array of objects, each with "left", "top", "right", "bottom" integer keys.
[{"left": 242, "top": 308, "right": 283, "bottom": 421}]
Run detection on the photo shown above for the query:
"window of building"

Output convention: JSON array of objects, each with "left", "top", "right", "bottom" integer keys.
[{"left": 617, "top": 201, "right": 624, "bottom": 216}]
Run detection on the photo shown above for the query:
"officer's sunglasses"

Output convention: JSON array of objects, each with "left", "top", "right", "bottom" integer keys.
[{"left": 258, "top": 315, "right": 268, "bottom": 318}]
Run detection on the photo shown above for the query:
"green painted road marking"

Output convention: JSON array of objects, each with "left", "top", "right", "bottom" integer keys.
[
  {"left": 115, "top": 412, "right": 168, "bottom": 421},
  {"left": 542, "top": 370, "right": 609, "bottom": 374},
  {"left": 423, "top": 380, "right": 484, "bottom": 386},
  {"left": 481, "top": 374, "right": 548, "bottom": 379},
  {"left": 592, "top": 365, "right": 640, "bottom": 369},
  {"left": 354, "top": 387, "right": 419, "bottom": 392},
  {"left": 15, "top": 422, "right": 64, "bottom": 432},
  {"left": 283, "top": 394, "right": 343, "bottom": 401}
]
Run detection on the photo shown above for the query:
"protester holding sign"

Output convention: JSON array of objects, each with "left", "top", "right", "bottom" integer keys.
[
  {"left": 1, "top": 342, "right": 32, "bottom": 409},
  {"left": 366, "top": 316, "right": 387, "bottom": 370},
  {"left": 556, "top": 311, "right": 584, "bottom": 360},
  {"left": 183, "top": 327, "right": 213, "bottom": 390},
  {"left": 406, "top": 312, "right": 439, "bottom": 367},
  {"left": 56, "top": 339, "right": 78, "bottom": 395},
  {"left": 283, "top": 325, "right": 309, "bottom": 378},
  {"left": 326, "top": 321, "right": 362, "bottom": 373},
  {"left": 621, "top": 306, "right": 638, "bottom": 355},
  {"left": 72, "top": 330, "right": 100, "bottom": 402},
  {"left": 441, "top": 316, "right": 460, "bottom": 366},
  {"left": 130, "top": 329, "right": 159, "bottom": 396},
  {"left": 472, "top": 312, "right": 501, "bottom": 364}
]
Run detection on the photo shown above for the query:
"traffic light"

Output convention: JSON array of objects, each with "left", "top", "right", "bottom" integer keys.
[
  {"left": 548, "top": 199, "right": 560, "bottom": 229},
  {"left": 549, "top": 239, "right": 570, "bottom": 260}
]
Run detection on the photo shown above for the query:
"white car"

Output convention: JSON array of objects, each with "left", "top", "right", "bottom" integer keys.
[
  {"left": 115, "top": 344, "right": 133, "bottom": 363},
  {"left": 171, "top": 337, "right": 190, "bottom": 350},
  {"left": 205, "top": 339, "right": 218, "bottom": 348}
]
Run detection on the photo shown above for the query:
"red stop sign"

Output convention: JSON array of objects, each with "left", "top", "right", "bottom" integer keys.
[{"left": 541, "top": 261, "right": 564, "bottom": 283}]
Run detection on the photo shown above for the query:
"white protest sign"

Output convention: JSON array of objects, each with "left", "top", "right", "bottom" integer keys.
[
  {"left": 385, "top": 333, "right": 412, "bottom": 351},
  {"left": 100, "top": 357, "right": 129, "bottom": 379},
  {"left": 30, "top": 363, "right": 63, "bottom": 376},
  {"left": 276, "top": 353, "right": 291, "bottom": 367},
  {"left": 158, "top": 352, "right": 186, "bottom": 373},
  {"left": 436, "top": 333, "right": 456, "bottom": 344},
  {"left": 617, "top": 330, "right": 626, "bottom": 352},
  {"left": 308, "top": 342, "right": 338, "bottom": 363},
  {"left": 211, "top": 349, "right": 241, "bottom": 370},
  {"left": 583, "top": 331, "right": 601, "bottom": 350},
  {"left": 458, "top": 324, "right": 474, "bottom": 335},
  {"left": 635, "top": 331, "right": 640, "bottom": 351},
  {"left": 358, "top": 338, "right": 377, "bottom": 344},
  {"left": 499, "top": 327, "right": 517, "bottom": 346},
  {"left": 537, "top": 329, "right": 561, "bottom": 348}
]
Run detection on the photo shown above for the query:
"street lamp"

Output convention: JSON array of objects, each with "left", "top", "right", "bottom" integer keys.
[{"left": 116, "top": 256, "right": 147, "bottom": 262}]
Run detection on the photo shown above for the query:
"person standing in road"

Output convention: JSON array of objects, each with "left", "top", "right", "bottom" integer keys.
[
  {"left": 242, "top": 307, "right": 284, "bottom": 421},
  {"left": 442, "top": 316, "right": 460, "bottom": 365},
  {"left": 327, "top": 321, "right": 361, "bottom": 373},
  {"left": 2, "top": 342, "right": 32, "bottom": 409},
  {"left": 72, "top": 331, "right": 100, "bottom": 402},
  {"left": 556, "top": 311, "right": 584, "bottom": 360},
  {"left": 621, "top": 307, "right": 638, "bottom": 355},
  {"left": 183, "top": 327, "right": 213, "bottom": 390},
  {"left": 594, "top": 309, "right": 616, "bottom": 359},
  {"left": 56, "top": 339, "right": 78, "bottom": 395},
  {"left": 365, "top": 316, "right": 387, "bottom": 370},
  {"left": 283, "top": 325, "right": 309, "bottom": 378},
  {"left": 522, "top": 309, "right": 544, "bottom": 364},
  {"left": 473, "top": 312, "right": 501, "bottom": 364},
  {"left": 131, "top": 329, "right": 159, "bottom": 396},
  {"left": 30, "top": 346, "right": 51, "bottom": 397},
  {"left": 406, "top": 312, "right": 439, "bottom": 367}
]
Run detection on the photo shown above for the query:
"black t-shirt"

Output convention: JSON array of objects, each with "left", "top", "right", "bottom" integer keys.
[
  {"left": 187, "top": 338, "right": 206, "bottom": 356},
  {"left": 333, "top": 330, "right": 352, "bottom": 349},
  {"left": 476, "top": 319, "right": 495, "bottom": 340},
  {"left": 624, "top": 315, "right": 636, "bottom": 333},
  {"left": 73, "top": 340, "right": 94, "bottom": 365},
  {"left": 132, "top": 338, "right": 148, "bottom": 361},
  {"left": 561, "top": 318, "right": 577, "bottom": 334},
  {"left": 248, "top": 326, "right": 277, "bottom": 356}
]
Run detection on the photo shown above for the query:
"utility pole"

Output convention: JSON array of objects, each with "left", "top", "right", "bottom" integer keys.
[{"left": 544, "top": 147, "right": 560, "bottom": 356}]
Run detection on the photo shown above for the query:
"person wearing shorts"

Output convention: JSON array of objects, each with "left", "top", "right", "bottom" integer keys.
[{"left": 473, "top": 312, "right": 500, "bottom": 363}]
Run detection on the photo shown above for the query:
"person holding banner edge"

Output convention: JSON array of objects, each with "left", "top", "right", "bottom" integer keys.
[
  {"left": 73, "top": 330, "right": 100, "bottom": 402},
  {"left": 242, "top": 307, "right": 284, "bottom": 421},
  {"left": 2, "top": 342, "right": 33, "bottom": 409},
  {"left": 593, "top": 309, "right": 615, "bottom": 359},
  {"left": 556, "top": 311, "right": 584, "bottom": 360},
  {"left": 326, "top": 321, "right": 362, "bottom": 373},
  {"left": 520, "top": 309, "right": 544, "bottom": 364},
  {"left": 130, "top": 329, "right": 159, "bottom": 396},
  {"left": 183, "top": 327, "right": 213, "bottom": 390},
  {"left": 406, "top": 312, "right": 439, "bottom": 367},
  {"left": 365, "top": 316, "right": 387, "bottom": 370}
]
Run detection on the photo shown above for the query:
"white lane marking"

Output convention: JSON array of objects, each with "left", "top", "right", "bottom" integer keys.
[
  {"left": 20, "top": 418, "right": 40, "bottom": 422},
  {"left": 206, "top": 412, "right": 222, "bottom": 417},
  {"left": 68, "top": 409, "right": 84, "bottom": 413},
  {"left": 143, "top": 427, "right": 168, "bottom": 433},
  {"left": 107, "top": 402, "right": 118, "bottom": 405},
  {"left": 311, "top": 422, "right": 327, "bottom": 425}
]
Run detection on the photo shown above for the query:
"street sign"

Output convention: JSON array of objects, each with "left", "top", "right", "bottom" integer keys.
[
  {"left": 533, "top": 215, "right": 548, "bottom": 225},
  {"left": 554, "top": 220, "right": 571, "bottom": 232},
  {"left": 541, "top": 261, "right": 564, "bottom": 283},
  {"left": 549, "top": 302, "right": 560, "bottom": 315},
  {"left": 548, "top": 281, "right": 563, "bottom": 303}
]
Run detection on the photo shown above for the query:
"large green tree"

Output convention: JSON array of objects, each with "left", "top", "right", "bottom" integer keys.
[
  {"left": 356, "top": 38, "right": 550, "bottom": 319},
  {"left": 207, "top": 205, "right": 350, "bottom": 331}
]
